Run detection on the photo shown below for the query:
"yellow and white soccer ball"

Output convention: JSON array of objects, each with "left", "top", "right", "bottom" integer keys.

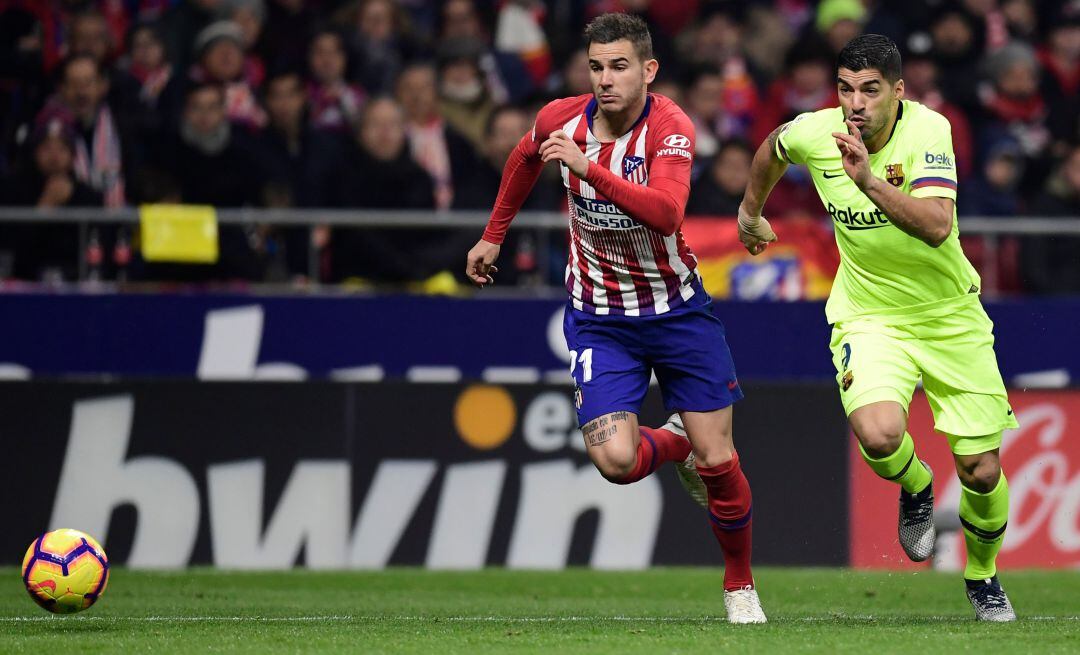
[{"left": 21, "top": 529, "right": 109, "bottom": 614}]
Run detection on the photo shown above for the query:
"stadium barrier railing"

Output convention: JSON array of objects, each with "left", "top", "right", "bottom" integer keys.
[{"left": 1, "top": 207, "right": 1077, "bottom": 294}]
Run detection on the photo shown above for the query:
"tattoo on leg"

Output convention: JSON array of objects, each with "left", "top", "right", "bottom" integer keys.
[{"left": 583, "top": 412, "right": 630, "bottom": 448}]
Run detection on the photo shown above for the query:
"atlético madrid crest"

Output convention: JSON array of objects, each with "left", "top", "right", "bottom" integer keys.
[
  {"left": 623, "top": 156, "right": 646, "bottom": 184},
  {"left": 885, "top": 163, "right": 905, "bottom": 187}
]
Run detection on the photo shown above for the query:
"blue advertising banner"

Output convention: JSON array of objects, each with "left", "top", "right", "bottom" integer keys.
[{"left": 0, "top": 293, "right": 1076, "bottom": 385}]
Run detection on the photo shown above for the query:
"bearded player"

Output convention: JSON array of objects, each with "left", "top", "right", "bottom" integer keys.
[
  {"left": 465, "top": 13, "right": 766, "bottom": 624},
  {"left": 739, "top": 34, "right": 1017, "bottom": 621}
]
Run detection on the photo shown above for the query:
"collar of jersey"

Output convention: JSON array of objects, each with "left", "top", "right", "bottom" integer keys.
[{"left": 586, "top": 93, "right": 653, "bottom": 140}]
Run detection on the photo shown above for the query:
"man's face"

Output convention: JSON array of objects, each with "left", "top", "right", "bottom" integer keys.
[
  {"left": 359, "top": 99, "right": 405, "bottom": 161},
  {"left": 184, "top": 87, "right": 226, "bottom": 135},
  {"left": 442, "top": 0, "right": 481, "bottom": 39},
  {"left": 1064, "top": 148, "right": 1080, "bottom": 193},
  {"left": 309, "top": 33, "right": 346, "bottom": 83},
  {"left": 60, "top": 59, "right": 107, "bottom": 123},
  {"left": 687, "top": 73, "right": 723, "bottom": 121},
  {"left": 587, "top": 39, "right": 656, "bottom": 114},
  {"left": 713, "top": 145, "right": 752, "bottom": 196},
  {"left": 131, "top": 28, "right": 165, "bottom": 70},
  {"left": 34, "top": 137, "right": 73, "bottom": 176},
  {"left": 265, "top": 76, "right": 305, "bottom": 130},
  {"left": 396, "top": 66, "right": 438, "bottom": 122},
  {"left": 485, "top": 110, "right": 529, "bottom": 166},
  {"left": 71, "top": 15, "right": 110, "bottom": 63},
  {"left": 836, "top": 67, "right": 903, "bottom": 141},
  {"left": 202, "top": 40, "right": 244, "bottom": 82}
]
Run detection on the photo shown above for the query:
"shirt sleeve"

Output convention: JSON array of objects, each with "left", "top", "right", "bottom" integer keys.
[
  {"left": 775, "top": 111, "right": 814, "bottom": 166},
  {"left": 581, "top": 109, "right": 694, "bottom": 236},
  {"left": 906, "top": 116, "right": 958, "bottom": 201},
  {"left": 481, "top": 102, "right": 557, "bottom": 244}
]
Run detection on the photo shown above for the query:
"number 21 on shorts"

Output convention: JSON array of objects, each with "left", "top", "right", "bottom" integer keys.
[{"left": 569, "top": 348, "right": 593, "bottom": 383}]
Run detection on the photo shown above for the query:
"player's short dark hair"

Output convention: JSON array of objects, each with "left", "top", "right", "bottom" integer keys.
[
  {"left": 837, "top": 34, "right": 902, "bottom": 83},
  {"left": 583, "top": 13, "right": 653, "bottom": 62}
]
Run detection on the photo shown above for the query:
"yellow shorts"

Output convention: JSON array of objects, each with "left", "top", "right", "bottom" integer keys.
[{"left": 830, "top": 296, "right": 1018, "bottom": 454}]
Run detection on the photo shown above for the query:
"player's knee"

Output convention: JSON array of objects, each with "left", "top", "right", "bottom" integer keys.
[
  {"left": 694, "top": 444, "right": 735, "bottom": 469},
  {"left": 592, "top": 449, "right": 637, "bottom": 483},
  {"left": 956, "top": 455, "right": 1001, "bottom": 493},
  {"left": 855, "top": 424, "right": 905, "bottom": 459}
]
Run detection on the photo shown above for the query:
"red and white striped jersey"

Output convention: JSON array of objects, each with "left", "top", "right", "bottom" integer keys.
[{"left": 483, "top": 93, "right": 704, "bottom": 317}]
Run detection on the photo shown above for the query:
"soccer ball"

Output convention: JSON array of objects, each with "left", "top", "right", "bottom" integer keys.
[{"left": 21, "top": 529, "right": 109, "bottom": 614}]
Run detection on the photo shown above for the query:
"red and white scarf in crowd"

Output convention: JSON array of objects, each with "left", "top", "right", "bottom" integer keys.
[{"left": 72, "top": 105, "right": 125, "bottom": 208}]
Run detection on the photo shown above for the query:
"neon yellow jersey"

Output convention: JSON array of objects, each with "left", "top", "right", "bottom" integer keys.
[{"left": 776, "top": 99, "right": 980, "bottom": 324}]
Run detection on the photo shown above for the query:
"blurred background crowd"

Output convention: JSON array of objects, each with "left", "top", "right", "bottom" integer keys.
[{"left": 0, "top": 0, "right": 1076, "bottom": 289}]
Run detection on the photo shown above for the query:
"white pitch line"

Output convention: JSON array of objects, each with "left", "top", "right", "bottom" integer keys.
[{"left": 1, "top": 615, "right": 1078, "bottom": 623}]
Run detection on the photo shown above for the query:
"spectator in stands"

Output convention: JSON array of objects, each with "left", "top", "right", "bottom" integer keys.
[
  {"left": 223, "top": 0, "right": 267, "bottom": 85},
  {"left": 560, "top": 48, "right": 592, "bottom": 98},
  {"left": 453, "top": 105, "right": 559, "bottom": 211},
  {"left": 750, "top": 37, "right": 833, "bottom": 150},
  {"left": 190, "top": 20, "right": 267, "bottom": 128},
  {"left": 684, "top": 64, "right": 725, "bottom": 160},
  {"left": 815, "top": 0, "right": 866, "bottom": 56},
  {"left": 929, "top": 9, "right": 983, "bottom": 113},
  {"left": 978, "top": 41, "right": 1051, "bottom": 194},
  {"left": 395, "top": 62, "right": 475, "bottom": 210},
  {"left": 492, "top": 0, "right": 551, "bottom": 97},
  {"left": 155, "top": 82, "right": 262, "bottom": 207},
  {"left": 437, "top": 38, "right": 498, "bottom": 152},
  {"left": 0, "top": 118, "right": 100, "bottom": 281},
  {"left": 342, "top": 0, "right": 416, "bottom": 96},
  {"left": 259, "top": 0, "right": 314, "bottom": 72},
  {"left": 149, "top": 82, "right": 265, "bottom": 279},
  {"left": 438, "top": 0, "right": 522, "bottom": 103},
  {"left": 333, "top": 97, "right": 434, "bottom": 210},
  {"left": 256, "top": 70, "right": 341, "bottom": 208},
  {"left": 900, "top": 44, "right": 975, "bottom": 181},
  {"left": 68, "top": 10, "right": 115, "bottom": 67},
  {"left": 1038, "top": 11, "right": 1080, "bottom": 156},
  {"left": 306, "top": 28, "right": 365, "bottom": 134},
  {"left": 329, "top": 96, "right": 436, "bottom": 282},
  {"left": 959, "top": 140, "right": 1024, "bottom": 217},
  {"left": 254, "top": 69, "right": 341, "bottom": 277},
  {"left": 649, "top": 77, "right": 684, "bottom": 109},
  {"left": 686, "top": 140, "right": 753, "bottom": 217},
  {"left": 1, "top": 117, "right": 102, "bottom": 208},
  {"left": 162, "top": 0, "right": 222, "bottom": 77},
  {"left": 36, "top": 55, "right": 127, "bottom": 207},
  {"left": 1021, "top": 144, "right": 1080, "bottom": 294},
  {"left": 682, "top": 8, "right": 758, "bottom": 140},
  {"left": 115, "top": 22, "right": 182, "bottom": 163}
]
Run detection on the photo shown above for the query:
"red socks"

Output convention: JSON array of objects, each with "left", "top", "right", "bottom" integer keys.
[
  {"left": 614, "top": 426, "right": 692, "bottom": 484},
  {"left": 698, "top": 453, "right": 755, "bottom": 591}
]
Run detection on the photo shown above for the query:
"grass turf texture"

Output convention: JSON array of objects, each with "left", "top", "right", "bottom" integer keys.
[{"left": 2, "top": 568, "right": 1078, "bottom": 653}]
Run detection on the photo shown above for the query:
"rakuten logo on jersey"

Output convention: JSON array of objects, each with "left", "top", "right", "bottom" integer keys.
[
  {"left": 656, "top": 134, "right": 691, "bottom": 159},
  {"left": 826, "top": 202, "right": 891, "bottom": 229}
]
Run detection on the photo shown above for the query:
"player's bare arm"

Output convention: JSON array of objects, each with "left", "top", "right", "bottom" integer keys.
[
  {"left": 737, "top": 123, "right": 787, "bottom": 255},
  {"left": 832, "top": 120, "right": 954, "bottom": 247}
]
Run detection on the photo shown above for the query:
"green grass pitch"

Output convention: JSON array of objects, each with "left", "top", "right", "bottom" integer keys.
[{"left": 2, "top": 568, "right": 1078, "bottom": 653}]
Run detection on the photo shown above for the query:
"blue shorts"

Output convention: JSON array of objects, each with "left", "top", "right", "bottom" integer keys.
[{"left": 563, "top": 302, "right": 744, "bottom": 426}]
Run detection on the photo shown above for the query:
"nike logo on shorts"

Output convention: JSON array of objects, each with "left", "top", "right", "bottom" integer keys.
[{"left": 823, "top": 171, "right": 844, "bottom": 179}]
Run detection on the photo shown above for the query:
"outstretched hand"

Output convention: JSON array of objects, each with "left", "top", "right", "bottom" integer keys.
[{"left": 831, "top": 120, "right": 872, "bottom": 189}]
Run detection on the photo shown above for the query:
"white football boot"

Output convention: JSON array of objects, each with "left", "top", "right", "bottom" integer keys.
[
  {"left": 966, "top": 576, "right": 1017, "bottom": 622},
  {"left": 898, "top": 461, "right": 936, "bottom": 562},
  {"left": 724, "top": 585, "right": 768, "bottom": 624},
  {"left": 661, "top": 413, "right": 707, "bottom": 508}
]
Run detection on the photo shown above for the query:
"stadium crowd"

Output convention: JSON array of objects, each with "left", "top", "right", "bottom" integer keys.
[{"left": 0, "top": 0, "right": 1076, "bottom": 289}]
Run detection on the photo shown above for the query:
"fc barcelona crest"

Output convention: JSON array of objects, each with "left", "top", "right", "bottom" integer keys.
[{"left": 885, "top": 163, "right": 905, "bottom": 187}]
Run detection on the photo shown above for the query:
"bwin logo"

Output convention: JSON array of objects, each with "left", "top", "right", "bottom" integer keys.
[
  {"left": 924, "top": 152, "right": 954, "bottom": 167},
  {"left": 663, "top": 134, "right": 690, "bottom": 148}
]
